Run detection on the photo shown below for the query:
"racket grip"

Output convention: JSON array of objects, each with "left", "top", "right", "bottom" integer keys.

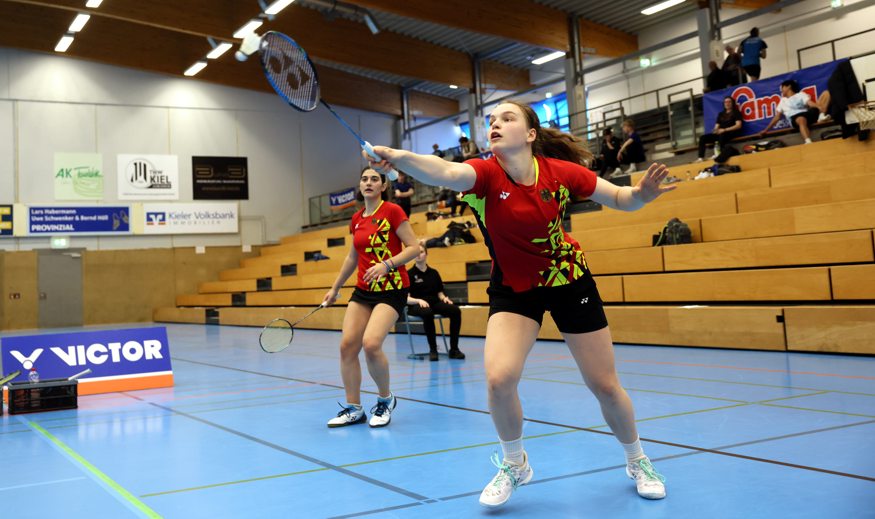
[{"left": 362, "top": 141, "right": 399, "bottom": 181}]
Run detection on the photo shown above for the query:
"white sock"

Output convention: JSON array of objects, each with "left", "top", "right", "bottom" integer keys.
[
  {"left": 620, "top": 438, "right": 645, "bottom": 463},
  {"left": 804, "top": 138, "right": 812, "bottom": 144},
  {"left": 500, "top": 436, "right": 525, "bottom": 465}
]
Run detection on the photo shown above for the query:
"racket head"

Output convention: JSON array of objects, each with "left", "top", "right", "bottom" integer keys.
[
  {"left": 259, "top": 31, "right": 320, "bottom": 112},
  {"left": 259, "top": 318, "right": 295, "bottom": 353}
]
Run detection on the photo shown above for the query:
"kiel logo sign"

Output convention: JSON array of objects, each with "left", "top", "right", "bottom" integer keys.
[{"left": 0, "top": 327, "right": 173, "bottom": 384}]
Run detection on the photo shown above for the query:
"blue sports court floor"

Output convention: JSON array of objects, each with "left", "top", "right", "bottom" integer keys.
[{"left": 2, "top": 323, "right": 874, "bottom": 518}]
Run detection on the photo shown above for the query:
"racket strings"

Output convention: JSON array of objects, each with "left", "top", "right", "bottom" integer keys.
[
  {"left": 260, "top": 319, "right": 294, "bottom": 353},
  {"left": 261, "top": 33, "right": 319, "bottom": 111}
]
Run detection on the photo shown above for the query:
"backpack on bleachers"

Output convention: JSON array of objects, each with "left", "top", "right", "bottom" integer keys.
[
  {"left": 652, "top": 218, "right": 693, "bottom": 246},
  {"left": 742, "top": 139, "right": 786, "bottom": 153}
]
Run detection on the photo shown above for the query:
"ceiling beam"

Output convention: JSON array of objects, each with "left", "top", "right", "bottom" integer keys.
[
  {"left": 0, "top": 2, "right": 408, "bottom": 116},
  {"left": 347, "top": 0, "right": 638, "bottom": 57},
  {"left": 408, "top": 91, "right": 460, "bottom": 118},
  {"left": 720, "top": 0, "right": 781, "bottom": 9},
  {"left": 4, "top": 0, "right": 530, "bottom": 92}
]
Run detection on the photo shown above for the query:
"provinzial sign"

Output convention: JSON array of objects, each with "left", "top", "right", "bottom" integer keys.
[
  {"left": 117, "top": 154, "right": 180, "bottom": 200},
  {"left": 329, "top": 187, "right": 357, "bottom": 211},
  {"left": 0, "top": 327, "right": 174, "bottom": 395},
  {"left": 28, "top": 206, "right": 130, "bottom": 235},
  {"left": 0, "top": 205, "right": 11, "bottom": 236},
  {"left": 141, "top": 202, "right": 238, "bottom": 235},
  {"left": 54, "top": 152, "right": 104, "bottom": 200},
  {"left": 192, "top": 156, "right": 249, "bottom": 200},
  {"left": 703, "top": 59, "right": 842, "bottom": 137}
]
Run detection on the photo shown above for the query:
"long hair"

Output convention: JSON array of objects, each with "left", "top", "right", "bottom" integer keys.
[
  {"left": 723, "top": 96, "right": 741, "bottom": 116},
  {"left": 503, "top": 100, "right": 593, "bottom": 166},
  {"left": 356, "top": 167, "right": 391, "bottom": 202}
]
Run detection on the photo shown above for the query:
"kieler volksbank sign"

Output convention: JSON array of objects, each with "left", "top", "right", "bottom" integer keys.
[
  {"left": 1, "top": 327, "right": 174, "bottom": 395},
  {"left": 141, "top": 202, "right": 238, "bottom": 235}
]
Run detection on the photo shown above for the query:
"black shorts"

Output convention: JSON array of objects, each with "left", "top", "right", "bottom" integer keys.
[
  {"left": 487, "top": 275, "right": 608, "bottom": 334},
  {"left": 743, "top": 64, "right": 761, "bottom": 78},
  {"left": 791, "top": 107, "right": 820, "bottom": 130},
  {"left": 349, "top": 287, "right": 409, "bottom": 317}
]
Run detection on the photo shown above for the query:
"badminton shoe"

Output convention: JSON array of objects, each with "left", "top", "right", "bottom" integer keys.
[
  {"left": 626, "top": 457, "right": 666, "bottom": 499},
  {"left": 479, "top": 451, "right": 534, "bottom": 507},
  {"left": 369, "top": 394, "right": 397, "bottom": 428},
  {"left": 326, "top": 403, "right": 366, "bottom": 428}
]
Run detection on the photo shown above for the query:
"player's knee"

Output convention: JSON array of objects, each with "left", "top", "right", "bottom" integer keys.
[
  {"left": 486, "top": 371, "right": 518, "bottom": 397},
  {"left": 339, "top": 339, "right": 362, "bottom": 360},
  {"left": 361, "top": 337, "right": 383, "bottom": 357},
  {"left": 589, "top": 379, "right": 623, "bottom": 402}
]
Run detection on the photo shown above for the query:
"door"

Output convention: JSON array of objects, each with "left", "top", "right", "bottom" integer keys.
[{"left": 37, "top": 249, "right": 84, "bottom": 328}]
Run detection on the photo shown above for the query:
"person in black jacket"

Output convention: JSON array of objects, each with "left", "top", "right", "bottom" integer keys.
[
  {"left": 696, "top": 96, "right": 743, "bottom": 162},
  {"left": 406, "top": 241, "right": 465, "bottom": 361}
]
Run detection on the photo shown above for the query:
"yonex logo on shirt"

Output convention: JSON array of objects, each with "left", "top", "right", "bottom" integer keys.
[
  {"left": 581, "top": 298, "right": 589, "bottom": 304},
  {"left": 499, "top": 191, "right": 510, "bottom": 200}
]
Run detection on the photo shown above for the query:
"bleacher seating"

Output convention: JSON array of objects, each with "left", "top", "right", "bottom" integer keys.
[{"left": 155, "top": 137, "right": 875, "bottom": 355}]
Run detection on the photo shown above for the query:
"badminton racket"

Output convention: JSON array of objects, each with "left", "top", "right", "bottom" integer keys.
[
  {"left": 237, "top": 31, "right": 398, "bottom": 180},
  {"left": 259, "top": 303, "right": 327, "bottom": 353},
  {"left": 0, "top": 370, "right": 21, "bottom": 386}
]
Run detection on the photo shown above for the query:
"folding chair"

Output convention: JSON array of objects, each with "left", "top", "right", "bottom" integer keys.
[{"left": 399, "top": 305, "right": 449, "bottom": 360}]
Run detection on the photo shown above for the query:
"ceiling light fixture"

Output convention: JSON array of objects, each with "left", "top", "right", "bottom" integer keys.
[
  {"left": 85, "top": 0, "right": 103, "bottom": 7},
  {"left": 207, "top": 42, "right": 233, "bottom": 59},
  {"left": 641, "top": 0, "right": 685, "bottom": 16},
  {"left": 263, "top": 0, "right": 296, "bottom": 15},
  {"left": 68, "top": 13, "right": 91, "bottom": 33},
  {"left": 55, "top": 34, "right": 74, "bottom": 53},
  {"left": 363, "top": 13, "right": 380, "bottom": 35},
  {"left": 184, "top": 61, "right": 208, "bottom": 77},
  {"left": 449, "top": 84, "right": 458, "bottom": 89},
  {"left": 531, "top": 50, "right": 565, "bottom": 65},
  {"left": 545, "top": 92, "right": 553, "bottom": 99},
  {"left": 639, "top": 57, "right": 652, "bottom": 68},
  {"left": 233, "top": 19, "right": 264, "bottom": 39}
]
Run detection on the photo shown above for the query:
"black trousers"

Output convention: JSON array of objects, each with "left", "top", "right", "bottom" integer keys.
[
  {"left": 406, "top": 299, "right": 461, "bottom": 350},
  {"left": 698, "top": 130, "right": 739, "bottom": 158}
]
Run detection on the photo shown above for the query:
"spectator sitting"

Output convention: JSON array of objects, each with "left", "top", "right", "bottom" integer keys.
[
  {"left": 757, "top": 79, "right": 829, "bottom": 145},
  {"left": 459, "top": 136, "right": 480, "bottom": 161},
  {"left": 695, "top": 96, "right": 743, "bottom": 162},
  {"left": 600, "top": 127, "right": 622, "bottom": 178},
  {"left": 705, "top": 60, "right": 728, "bottom": 93},
  {"left": 393, "top": 171, "right": 414, "bottom": 216},
  {"left": 432, "top": 143, "right": 445, "bottom": 158},
  {"left": 722, "top": 44, "right": 746, "bottom": 86},
  {"left": 616, "top": 119, "right": 646, "bottom": 175},
  {"left": 406, "top": 241, "right": 464, "bottom": 361},
  {"left": 739, "top": 27, "right": 768, "bottom": 82}
]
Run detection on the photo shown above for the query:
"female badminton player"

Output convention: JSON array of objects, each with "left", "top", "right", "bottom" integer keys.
[
  {"left": 322, "top": 167, "right": 420, "bottom": 428},
  {"left": 366, "top": 101, "right": 674, "bottom": 506}
]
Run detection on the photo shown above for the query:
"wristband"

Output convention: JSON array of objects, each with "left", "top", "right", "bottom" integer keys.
[
  {"left": 387, "top": 258, "right": 396, "bottom": 271},
  {"left": 382, "top": 260, "right": 391, "bottom": 272}
]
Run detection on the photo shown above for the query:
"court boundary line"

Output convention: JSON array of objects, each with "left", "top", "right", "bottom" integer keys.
[{"left": 22, "top": 419, "right": 161, "bottom": 518}]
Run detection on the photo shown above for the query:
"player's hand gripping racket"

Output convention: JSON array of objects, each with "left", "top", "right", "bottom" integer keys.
[
  {"left": 259, "top": 303, "right": 327, "bottom": 353},
  {"left": 237, "top": 31, "right": 398, "bottom": 180}
]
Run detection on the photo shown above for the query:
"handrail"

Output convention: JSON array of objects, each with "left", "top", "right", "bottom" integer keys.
[{"left": 796, "top": 27, "right": 875, "bottom": 69}]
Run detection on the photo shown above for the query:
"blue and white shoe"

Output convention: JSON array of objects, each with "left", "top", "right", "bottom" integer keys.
[
  {"left": 479, "top": 451, "right": 533, "bottom": 507},
  {"left": 326, "top": 403, "right": 366, "bottom": 428},
  {"left": 368, "top": 394, "right": 396, "bottom": 428},
  {"left": 626, "top": 457, "right": 666, "bottom": 499}
]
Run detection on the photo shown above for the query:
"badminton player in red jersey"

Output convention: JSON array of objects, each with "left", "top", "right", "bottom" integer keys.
[
  {"left": 366, "top": 101, "right": 675, "bottom": 507},
  {"left": 322, "top": 168, "right": 420, "bottom": 429}
]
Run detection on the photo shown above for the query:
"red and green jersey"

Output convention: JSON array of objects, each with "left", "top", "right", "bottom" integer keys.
[
  {"left": 350, "top": 201, "right": 410, "bottom": 292},
  {"left": 462, "top": 155, "right": 598, "bottom": 293}
]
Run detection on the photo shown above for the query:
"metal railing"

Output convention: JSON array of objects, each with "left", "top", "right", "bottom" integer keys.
[{"left": 797, "top": 27, "right": 875, "bottom": 70}]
